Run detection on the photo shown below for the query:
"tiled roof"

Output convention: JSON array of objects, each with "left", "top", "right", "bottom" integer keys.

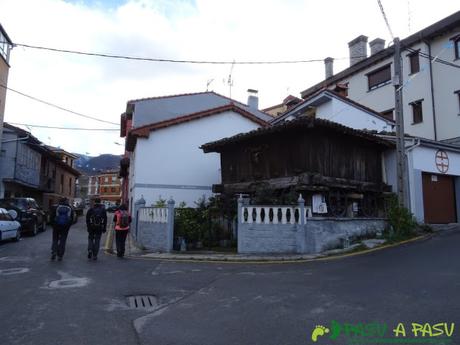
[
  {"left": 271, "top": 89, "right": 395, "bottom": 125},
  {"left": 127, "top": 91, "right": 272, "bottom": 128},
  {"left": 126, "top": 103, "right": 270, "bottom": 151},
  {"left": 201, "top": 117, "right": 393, "bottom": 153}
]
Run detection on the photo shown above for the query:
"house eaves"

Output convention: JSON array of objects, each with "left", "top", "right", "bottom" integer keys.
[
  {"left": 271, "top": 89, "right": 395, "bottom": 126},
  {"left": 201, "top": 117, "right": 393, "bottom": 153},
  {"left": 126, "top": 103, "right": 270, "bottom": 152},
  {"left": 300, "top": 10, "right": 460, "bottom": 99}
]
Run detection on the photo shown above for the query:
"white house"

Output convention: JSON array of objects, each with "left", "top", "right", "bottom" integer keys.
[
  {"left": 300, "top": 11, "right": 460, "bottom": 145},
  {"left": 272, "top": 89, "right": 395, "bottom": 132},
  {"left": 120, "top": 91, "right": 271, "bottom": 208}
]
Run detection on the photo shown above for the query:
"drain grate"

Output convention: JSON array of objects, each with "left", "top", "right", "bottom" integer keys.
[{"left": 126, "top": 295, "right": 158, "bottom": 310}]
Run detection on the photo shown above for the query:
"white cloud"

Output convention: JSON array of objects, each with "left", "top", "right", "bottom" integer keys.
[{"left": 0, "top": 0, "right": 458, "bottom": 155}]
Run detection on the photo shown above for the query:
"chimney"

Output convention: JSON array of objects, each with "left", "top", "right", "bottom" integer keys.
[
  {"left": 348, "top": 35, "right": 368, "bottom": 66},
  {"left": 369, "top": 38, "right": 385, "bottom": 55},
  {"left": 324, "top": 57, "right": 334, "bottom": 79},
  {"left": 247, "top": 89, "right": 259, "bottom": 109}
]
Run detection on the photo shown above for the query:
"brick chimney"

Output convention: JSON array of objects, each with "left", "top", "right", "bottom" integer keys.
[
  {"left": 369, "top": 38, "right": 386, "bottom": 55},
  {"left": 348, "top": 35, "right": 368, "bottom": 66},
  {"left": 324, "top": 57, "right": 334, "bottom": 79}
]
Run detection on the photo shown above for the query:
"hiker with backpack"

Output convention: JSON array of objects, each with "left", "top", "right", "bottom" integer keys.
[
  {"left": 86, "top": 198, "right": 107, "bottom": 260},
  {"left": 113, "top": 204, "right": 131, "bottom": 258},
  {"left": 51, "top": 197, "right": 74, "bottom": 261}
]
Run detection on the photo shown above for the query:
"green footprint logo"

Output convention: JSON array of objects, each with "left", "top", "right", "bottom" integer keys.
[{"left": 311, "top": 325, "right": 330, "bottom": 342}]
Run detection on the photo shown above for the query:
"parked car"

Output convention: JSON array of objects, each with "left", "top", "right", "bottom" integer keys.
[
  {"left": 0, "top": 198, "right": 46, "bottom": 236},
  {"left": 0, "top": 208, "right": 21, "bottom": 242},
  {"left": 106, "top": 205, "right": 118, "bottom": 213}
]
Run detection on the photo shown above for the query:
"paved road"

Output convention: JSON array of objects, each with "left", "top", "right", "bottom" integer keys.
[{"left": 0, "top": 218, "right": 459, "bottom": 345}]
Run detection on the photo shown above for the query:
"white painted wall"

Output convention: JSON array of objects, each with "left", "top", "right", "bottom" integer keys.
[
  {"left": 131, "top": 111, "right": 261, "bottom": 207},
  {"left": 411, "top": 146, "right": 460, "bottom": 175},
  {"left": 316, "top": 97, "right": 393, "bottom": 132},
  {"left": 407, "top": 145, "right": 460, "bottom": 222},
  {"left": 329, "top": 31, "right": 460, "bottom": 141},
  {"left": 430, "top": 33, "right": 460, "bottom": 141}
]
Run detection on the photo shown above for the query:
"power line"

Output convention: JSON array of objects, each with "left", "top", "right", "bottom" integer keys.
[
  {"left": 377, "top": 0, "right": 395, "bottom": 40},
  {"left": 9, "top": 122, "right": 119, "bottom": 131},
  {"left": 0, "top": 83, "right": 119, "bottom": 125},
  {"left": 405, "top": 46, "right": 460, "bottom": 70},
  {"left": 13, "top": 42, "right": 356, "bottom": 65}
]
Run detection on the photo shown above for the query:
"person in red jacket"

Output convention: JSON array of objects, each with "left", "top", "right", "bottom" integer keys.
[{"left": 113, "top": 204, "right": 131, "bottom": 258}]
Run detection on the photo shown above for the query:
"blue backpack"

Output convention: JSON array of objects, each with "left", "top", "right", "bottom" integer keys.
[{"left": 55, "top": 205, "right": 72, "bottom": 226}]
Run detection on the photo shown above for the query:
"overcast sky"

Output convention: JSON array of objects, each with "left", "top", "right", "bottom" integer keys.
[{"left": 0, "top": 0, "right": 458, "bottom": 156}]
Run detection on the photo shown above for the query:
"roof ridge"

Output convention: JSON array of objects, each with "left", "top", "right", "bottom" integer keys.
[
  {"left": 127, "top": 91, "right": 214, "bottom": 104},
  {"left": 131, "top": 103, "right": 268, "bottom": 134}
]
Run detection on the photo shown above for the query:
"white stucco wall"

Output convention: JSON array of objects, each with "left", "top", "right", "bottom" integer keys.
[
  {"left": 316, "top": 97, "right": 393, "bottom": 132},
  {"left": 411, "top": 146, "right": 460, "bottom": 175},
  {"left": 408, "top": 145, "right": 460, "bottom": 222},
  {"left": 131, "top": 111, "right": 262, "bottom": 207},
  {"left": 331, "top": 31, "right": 460, "bottom": 141},
  {"left": 430, "top": 33, "right": 460, "bottom": 141}
]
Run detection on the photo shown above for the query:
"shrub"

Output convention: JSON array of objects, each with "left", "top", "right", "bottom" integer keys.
[{"left": 385, "top": 195, "right": 417, "bottom": 239}]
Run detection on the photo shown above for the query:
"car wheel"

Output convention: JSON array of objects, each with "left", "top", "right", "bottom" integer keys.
[
  {"left": 13, "top": 229, "right": 21, "bottom": 242},
  {"left": 31, "top": 222, "right": 38, "bottom": 236}
]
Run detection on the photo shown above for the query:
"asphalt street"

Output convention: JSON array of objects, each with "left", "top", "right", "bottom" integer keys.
[{"left": 0, "top": 217, "right": 459, "bottom": 345}]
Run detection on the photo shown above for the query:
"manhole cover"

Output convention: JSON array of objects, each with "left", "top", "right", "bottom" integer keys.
[{"left": 126, "top": 295, "right": 158, "bottom": 310}]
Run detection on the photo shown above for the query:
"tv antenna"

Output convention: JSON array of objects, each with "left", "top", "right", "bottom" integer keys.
[
  {"left": 227, "top": 60, "right": 235, "bottom": 98},
  {"left": 206, "top": 79, "right": 214, "bottom": 91}
]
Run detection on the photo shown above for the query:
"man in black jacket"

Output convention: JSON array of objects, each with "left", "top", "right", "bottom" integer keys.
[
  {"left": 51, "top": 197, "right": 74, "bottom": 261},
  {"left": 86, "top": 198, "right": 107, "bottom": 261}
]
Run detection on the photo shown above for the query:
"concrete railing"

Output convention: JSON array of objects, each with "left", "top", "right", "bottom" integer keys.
[
  {"left": 138, "top": 207, "right": 168, "bottom": 223},
  {"left": 241, "top": 206, "right": 312, "bottom": 224},
  {"left": 133, "top": 197, "right": 175, "bottom": 252},
  {"left": 237, "top": 194, "right": 386, "bottom": 254}
]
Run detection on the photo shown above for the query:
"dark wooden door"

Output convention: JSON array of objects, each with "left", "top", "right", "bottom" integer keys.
[{"left": 422, "top": 173, "right": 457, "bottom": 224}]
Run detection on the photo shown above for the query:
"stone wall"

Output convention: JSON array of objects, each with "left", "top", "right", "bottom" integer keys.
[
  {"left": 133, "top": 199, "right": 175, "bottom": 253},
  {"left": 238, "top": 223, "right": 300, "bottom": 254},
  {"left": 237, "top": 197, "right": 387, "bottom": 254},
  {"left": 305, "top": 218, "right": 387, "bottom": 253},
  {"left": 138, "top": 221, "right": 169, "bottom": 252}
]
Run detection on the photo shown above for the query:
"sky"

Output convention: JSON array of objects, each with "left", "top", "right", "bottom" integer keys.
[{"left": 0, "top": 0, "right": 458, "bottom": 156}]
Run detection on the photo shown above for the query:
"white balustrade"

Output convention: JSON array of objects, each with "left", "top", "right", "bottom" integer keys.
[
  {"left": 139, "top": 207, "right": 168, "bottom": 223},
  {"left": 241, "top": 205, "right": 307, "bottom": 225}
]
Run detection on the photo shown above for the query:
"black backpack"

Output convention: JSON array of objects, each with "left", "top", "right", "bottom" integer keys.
[{"left": 89, "top": 207, "right": 105, "bottom": 229}]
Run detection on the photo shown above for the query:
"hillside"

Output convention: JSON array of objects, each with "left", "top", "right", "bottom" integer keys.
[{"left": 75, "top": 154, "right": 122, "bottom": 175}]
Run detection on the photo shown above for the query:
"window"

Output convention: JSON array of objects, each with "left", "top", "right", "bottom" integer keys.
[
  {"left": 455, "top": 37, "right": 460, "bottom": 60},
  {"left": 111, "top": 187, "right": 116, "bottom": 193},
  {"left": 455, "top": 90, "right": 460, "bottom": 114},
  {"left": 0, "top": 30, "right": 11, "bottom": 63},
  {"left": 381, "top": 109, "right": 394, "bottom": 121},
  {"left": 411, "top": 100, "right": 424, "bottom": 124},
  {"left": 104, "top": 177, "right": 109, "bottom": 183},
  {"left": 408, "top": 52, "right": 420, "bottom": 74},
  {"left": 367, "top": 64, "right": 391, "bottom": 90}
]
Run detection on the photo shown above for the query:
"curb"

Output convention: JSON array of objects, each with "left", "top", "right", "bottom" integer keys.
[{"left": 108, "top": 233, "right": 433, "bottom": 265}]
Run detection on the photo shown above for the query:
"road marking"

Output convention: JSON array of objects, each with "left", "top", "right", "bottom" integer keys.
[
  {"left": 46, "top": 271, "right": 90, "bottom": 289},
  {"left": 0, "top": 267, "right": 30, "bottom": 275},
  {"left": 0, "top": 256, "right": 31, "bottom": 262}
]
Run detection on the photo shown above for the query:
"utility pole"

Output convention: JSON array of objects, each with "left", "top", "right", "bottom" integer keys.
[{"left": 393, "top": 37, "right": 408, "bottom": 207}]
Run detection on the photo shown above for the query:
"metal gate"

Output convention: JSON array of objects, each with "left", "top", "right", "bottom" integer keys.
[{"left": 422, "top": 173, "right": 457, "bottom": 224}]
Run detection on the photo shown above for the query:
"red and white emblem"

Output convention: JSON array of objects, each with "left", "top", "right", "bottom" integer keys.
[{"left": 435, "top": 150, "right": 449, "bottom": 173}]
